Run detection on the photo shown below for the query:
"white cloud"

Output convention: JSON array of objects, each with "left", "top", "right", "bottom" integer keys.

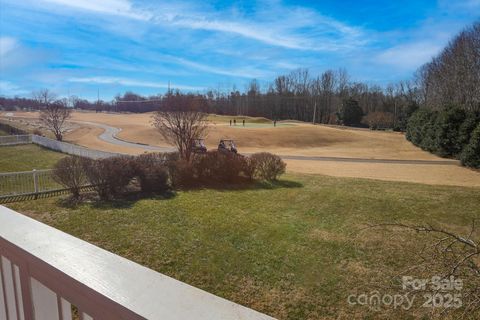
[
  {"left": 0, "top": 37, "right": 18, "bottom": 57},
  {"left": 41, "top": 0, "right": 151, "bottom": 20},
  {"left": 68, "top": 76, "right": 204, "bottom": 91},
  {"left": 376, "top": 42, "right": 443, "bottom": 70},
  {"left": 170, "top": 57, "right": 268, "bottom": 79},
  {"left": 37, "top": 0, "right": 365, "bottom": 51},
  {"left": 0, "top": 81, "right": 28, "bottom": 95}
]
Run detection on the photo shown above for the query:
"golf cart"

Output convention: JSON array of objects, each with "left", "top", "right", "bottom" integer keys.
[
  {"left": 218, "top": 139, "right": 237, "bottom": 154},
  {"left": 191, "top": 138, "right": 207, "bottom": 153}
]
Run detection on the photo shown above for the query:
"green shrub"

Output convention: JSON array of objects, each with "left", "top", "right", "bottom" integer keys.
[
  {"left": 458, "top": 112, "right": 480, "bottom": 148},
  {"left": 250, "top": 152, "right": 286, "bottom": 181},
  {"left": 133, "top": 153, "right": 169, "bottom": 193},
  {"left": 461, "top": 123, "right": 480, "bottom": 168},
  {"left": 406, "top": 109, "right": 435, "bottom": 146},
  {"left": 395, "top": 104, "right": 419, "bottom": 132},
  {"left": 407, "top": 108, "right": 479, "bottom": 162},
  {"left": 52, "top": 156, "right": 87, "bottom": 198},
  {"left": 434, "top": 107, "right": 467, "bottom": 157},
  {"left": 336, "top": 99, "right": 363, "bottom": 126}
]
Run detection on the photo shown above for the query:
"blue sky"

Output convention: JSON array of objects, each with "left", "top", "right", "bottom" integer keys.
[{"left": 0, "top": 0, "right": 479, "bottom": 100}]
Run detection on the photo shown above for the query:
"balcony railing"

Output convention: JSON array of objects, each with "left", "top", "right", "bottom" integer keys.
[{"left": 0, "top": 205, "right": 275, "bottom": 320}]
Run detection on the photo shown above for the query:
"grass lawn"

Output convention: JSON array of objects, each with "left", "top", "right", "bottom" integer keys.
[
  {"left": 0, "top": 144, "right": 65, "bottom": 172},
  {"left": 6, "top": 174, "right": 480, "bottom": 319}
]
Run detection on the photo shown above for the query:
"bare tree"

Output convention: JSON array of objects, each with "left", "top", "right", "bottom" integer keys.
[
  {"left": 152, "top": 94, "right": 208, "bottom": 161},
  {"left": 39, "top": 99, "right": 72, "bottom": 141},
  {"left": 417, "top": 21, "right": 480, "bottom": 112},
  {"left": 33, "top": 89, "right": 57, "bottom": 107}
]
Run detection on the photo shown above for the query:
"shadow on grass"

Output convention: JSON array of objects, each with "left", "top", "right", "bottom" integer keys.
[
  {"left": 57, "top": 190, "right": 177, "bottom": 210},
  {"left": 179, "top": 178, "right": 303, "bottom": 192},
  {"left": 56, "top": 179, "right": 302, "bottom": 209},
  {"left": 255, "top": 179, "right": 303, "bottom": 190}
]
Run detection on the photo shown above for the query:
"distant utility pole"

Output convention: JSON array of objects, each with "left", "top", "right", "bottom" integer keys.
[
  {"left": 96, "top": 88, "right": 100, "bottom": 112},
  {"left": 312, "top": 101, "right": 317, "bottom": 125}
]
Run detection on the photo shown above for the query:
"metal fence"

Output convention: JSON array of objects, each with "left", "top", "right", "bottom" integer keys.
[
  {"left": 0, "top": 169, "right": 62, "bottom": 198},
  {"left": 0, "top": 134, "right": 125, "bottom": 202},
  {"left": 0, "top": 134, "right": 32, "bottom": 145},
  {"left": 31, "top": 135, "right": 122, "bottom": 159}
]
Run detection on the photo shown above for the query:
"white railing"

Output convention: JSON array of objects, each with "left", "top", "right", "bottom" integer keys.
[
  {"left": 0, "top": 134, "right": 123, "bottom": 159},
  {"left": 0, "top": 206, "right": 275, "bottom": 320},
  {"left": 0, "top": 135, "right": 32, "bottom": 146},
  {"left": 31, "top": 135, "right": 122, "bottom": 159},
  {"left": 0, "top": 170, "right": 86, "bottom": 202},
  {"left": 0, "top": 170, "right": 62, "bottom": 199}
]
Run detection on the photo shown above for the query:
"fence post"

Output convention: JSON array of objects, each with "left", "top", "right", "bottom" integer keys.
[{"left": 33, "top": 169, "right": 38, "bottom": 199}]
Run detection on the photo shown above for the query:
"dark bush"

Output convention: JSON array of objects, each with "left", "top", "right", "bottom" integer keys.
[
  {"left": 407, "top": 108, "right": 480, "bottom": 163},
  {"left": 250, "top": 152, "right": 286, "bottom": 181},
  {"left": 461, "top": 123, "right": 480, "bottom": 168},
  {"left": 133, "top": 153, "right": 169, "bottom": 193},
  {"left": 82, "top": 156, "right": 135, "bottom": 200},
  {"left": 395, "top": 104, "right": 419, "bottom": 132},
  {"left": 422, "top": 112, "right": 439, "bottom": 152},
  {"left": 458, "top": 112, "right": 480, "bottom": 148},
  {"left": 52, "top": 156, "right": 87, "bottom": 198},
  {"left": 434, "top": 107, "right": 467, "bottom": 157},
  {"left": 406, "top": 108, "right": 436, "bottom": 147},
  {"left": 336, "top": 98, "right": 363, "bottom": 126}
]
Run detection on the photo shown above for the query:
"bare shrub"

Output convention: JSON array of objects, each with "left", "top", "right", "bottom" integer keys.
[
  {"left": 82, "top": 156, "right": 135, "bottom": 200},
  {"left": 133, "top": 153, "right": 169, "bottom": 193},
  {"left": 250, "top": 153, "right": 286, "bottom": 181},
  {"left": 241, "top": 156, "right": 257, "bottom": 181},
  {"left": 169, "top": 159, "right": 197, "bottom": 188},
  {"left": 52, "top": 156, "right": 87, "bottom": 199},
  {"left": 363, "top": 111, "right": 395, "bottom": 130},
  {"left": 194, "top": 151, "right": 244, "bottom": 184}
]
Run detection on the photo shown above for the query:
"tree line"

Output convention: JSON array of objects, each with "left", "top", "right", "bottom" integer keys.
[
  {"left": 405, "top": 21, "right": 480, "bottom": 168},
  {"left": 0, "top": 71, "right": 420, "bottom": 130}
]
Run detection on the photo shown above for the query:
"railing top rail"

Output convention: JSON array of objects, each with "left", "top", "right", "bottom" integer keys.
[
  {"left": 0, "top": 169, "right": 52, "bottom": 176},
  {"left": 0, "top": 206, "right": 274, "bottom": 320}
]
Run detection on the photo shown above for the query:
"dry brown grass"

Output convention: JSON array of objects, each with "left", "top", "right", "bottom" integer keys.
[
  {"left": 285, "top": 160, "right": 480, "bottom": 187},
  {"left": 3, "top": 111, "right": 480, "bottom": 187}
]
